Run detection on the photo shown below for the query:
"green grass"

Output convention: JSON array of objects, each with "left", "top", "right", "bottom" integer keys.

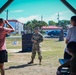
[
  {"left": 42, "top": 38, "right": 65, "bottom": 51},
  {"left": 6, "top": 37, "right": 66, "bottom": 67},
  {"left": 6, "top": 37, "right": 65, "bottom": 56},
  {"left": 6, "top": 38, "right": 22, "bottom": 49},
  {"left": 41, "top": 38, "right": 66, "bottom": 66},
  {"left": 6, "top": 37, "right": 66, "bottom": 51}
]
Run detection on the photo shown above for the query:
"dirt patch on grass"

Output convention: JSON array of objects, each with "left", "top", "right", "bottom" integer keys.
[{"left": 4, "top": 50, "right": 59, "bottom": 75}]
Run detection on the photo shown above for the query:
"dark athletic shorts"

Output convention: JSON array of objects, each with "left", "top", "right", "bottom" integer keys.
[{"left": 0, "top": 50, "right": 8, "bottom": 63}]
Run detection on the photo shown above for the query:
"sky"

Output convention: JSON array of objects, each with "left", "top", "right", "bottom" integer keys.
[{"left": 0, "top": 0, "right": 76, "bottom": 23}]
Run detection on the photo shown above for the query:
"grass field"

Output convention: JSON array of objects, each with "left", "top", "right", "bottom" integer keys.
[
  {"left": 6, "top": 37, "right": 66, "bottom": 59},
  {"left": 41, "top": 38, "right": 65, "bottom": 66},
  {"left": 6, "top": 37, "right": 22, "bottom": 49},
  {"left": 5, "top": 37, "right": 66, "bottom": 75},
  {"left": 6, "top": 37, "right": 66, "bottom": 65}
]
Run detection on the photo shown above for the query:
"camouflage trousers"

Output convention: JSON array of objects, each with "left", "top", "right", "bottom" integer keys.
[{"left": 31, "top": 44, "right": 42, "bottom": 61}]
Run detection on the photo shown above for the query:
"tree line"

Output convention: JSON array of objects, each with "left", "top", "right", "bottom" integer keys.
[{"left": 23, "top": 19, "right": 70, "bottom": 30}]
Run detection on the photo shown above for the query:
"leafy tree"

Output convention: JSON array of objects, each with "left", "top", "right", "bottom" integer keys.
[
  {"left": 23, "top": 19, "right": 48, "bottom": 30},
  {"left": 38, "top": 21, "right": 48, "bottom": 28},
  {"left": 58, "top": 20, "right": 70, "bottom": 29},
  {"left": 48, "top": 20, "right": 57, "bottom": 25}
]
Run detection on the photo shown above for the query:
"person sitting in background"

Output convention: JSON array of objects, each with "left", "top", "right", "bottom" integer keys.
[{"left": 57, "top": 41, "right": 76, "bottom": 75}]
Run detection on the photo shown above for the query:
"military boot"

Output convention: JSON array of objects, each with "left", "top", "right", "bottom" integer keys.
[
  {"left": 39, "top": 61, "right": 41, "bottom": 65},
  {"left": 39, "top": 58, "right": 42, "bottom": 65},
  {"left": 28, "top": 58, "right": 34, "bottom": 64},
  {"left": 39, "top": 56, "right": 42, "bottom": 65},
  {"left": 28, "top": 61, "right": 33, "bottom": 64}
]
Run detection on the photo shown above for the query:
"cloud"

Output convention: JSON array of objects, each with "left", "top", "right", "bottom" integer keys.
[
  {"left": 11, "top": 10, "right": 24, "bottom": 13},
  {"left": 58, "top": 11, "right": 73, "bottom": 20},
  {"left": 17, "top": 11, "right": 73, "bottom": 23},
  {"left": 17, "top": 15, "right": 40, "bottom": 23},
  {"left": 46, "top": 11, "right": 71, "bottom": 22},
  {"left": 59, "top": 11, "right": 70, "bottom": 15},
  {"left": 45, "top": 13, "right": 58, "bottom": 22}
]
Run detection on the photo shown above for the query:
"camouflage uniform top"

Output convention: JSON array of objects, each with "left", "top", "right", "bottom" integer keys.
[{"left": 31, "top": 32, "right": 43, "bottom": 45}]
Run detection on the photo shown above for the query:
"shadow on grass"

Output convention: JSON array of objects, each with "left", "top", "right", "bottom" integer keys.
[
  {"left": 5, "top": 63, "right": 37, "bottom": 70},
  {"left": 16, "top": 51, "right": 32, "bottom": 53}
]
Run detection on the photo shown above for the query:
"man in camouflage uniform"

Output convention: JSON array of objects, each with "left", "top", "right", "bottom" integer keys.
[{"left": 28, "top": 27, "right": 43, "bottom": 65}]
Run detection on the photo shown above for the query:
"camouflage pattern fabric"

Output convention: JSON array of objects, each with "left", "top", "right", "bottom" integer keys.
[{"left": 31, "top": 32, "right": 43, "bottom": 60}]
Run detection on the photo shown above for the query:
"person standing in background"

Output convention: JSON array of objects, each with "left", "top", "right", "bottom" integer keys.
[{"left": 28, "top": 27, "right": 43, "bottom": 65}]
